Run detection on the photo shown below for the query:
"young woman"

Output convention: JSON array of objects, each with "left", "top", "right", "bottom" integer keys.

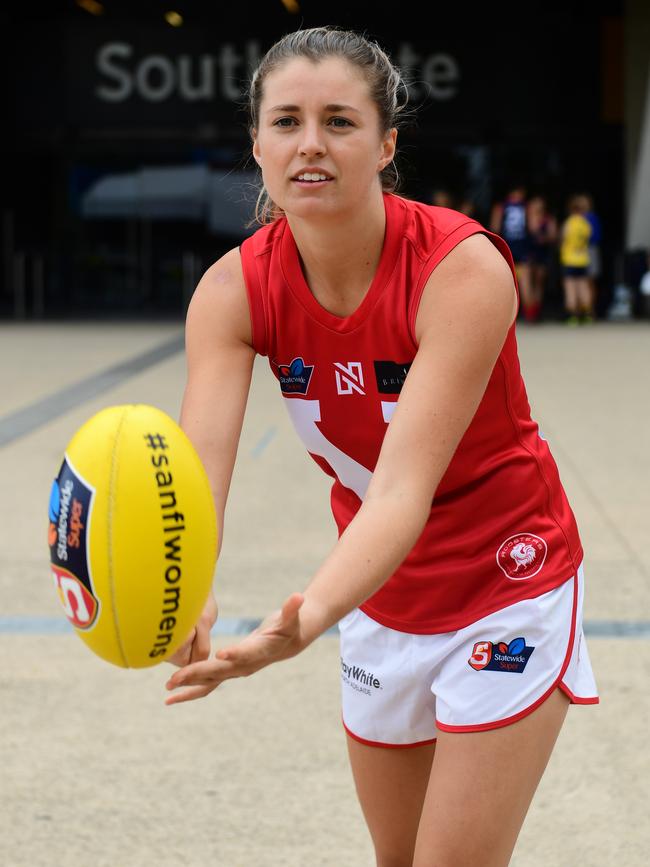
[
  {"left": 526, "top": 194, "right": 558, "bottom": 323},
  {"left": 583, "top": 193, "right": 603, "bottom": 317},
  {"left": 165, "top": 27, "right": 598, "bottom": 867},
  {"left": 560, "top": 195, "right": 594, "bottom": 325},
  {"left": 489, "top": 184, "right": 535, "bottom": 322}
]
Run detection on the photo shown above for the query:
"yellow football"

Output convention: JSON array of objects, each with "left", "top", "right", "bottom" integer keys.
[{"left": 47, "top": 404, "right": 218, "bottom": 668}]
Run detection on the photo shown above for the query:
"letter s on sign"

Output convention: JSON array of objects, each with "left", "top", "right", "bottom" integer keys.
[{"left": 96, "top": 43, "right": 134, "bottom": 102}]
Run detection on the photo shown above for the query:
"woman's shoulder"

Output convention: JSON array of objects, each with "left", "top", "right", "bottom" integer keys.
[
  {"left": 565, "top": 213, "right": 590, "bottom": 230},
  {"left": 392, "top": 192, "right": 477, "bottom": 224},
  {"left": 241, "top": 214, "right": 288, "bottom": 257},
  {"left": 389, "top": 193, "right": 483, "bottom": 255},
  {"left": 189, "top": 247, "right": 251, "bottom": 342}
]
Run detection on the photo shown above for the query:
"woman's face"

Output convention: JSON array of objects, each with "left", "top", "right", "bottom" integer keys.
[{"left": 253, "top": 56, "right": 396, "bottom": 221}]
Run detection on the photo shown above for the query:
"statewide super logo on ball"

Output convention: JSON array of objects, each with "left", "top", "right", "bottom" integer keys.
[{"left": 49, "top": 457, "right": 99, "bottom": 630}]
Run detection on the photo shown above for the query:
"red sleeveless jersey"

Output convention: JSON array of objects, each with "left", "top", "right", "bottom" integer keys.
[{"left": 240, "top": 193, "right": 583, "bottom": 634}]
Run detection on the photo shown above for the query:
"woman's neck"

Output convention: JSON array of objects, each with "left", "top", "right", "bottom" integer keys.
[{"left": 285, "top": 190, "right": 388, "bottom": 316}]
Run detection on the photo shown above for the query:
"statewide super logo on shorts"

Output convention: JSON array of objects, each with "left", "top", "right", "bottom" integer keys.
[
  {"left": 48, "top": 456, "right": 99, "bottom": 630},
  {"left": 276, "top": 357, "right": 314, "bottom": 395},
  {"left": 468, "top": 637, "right": 535, "bottom": 673},
  {"left": 497, "top": 533, "right": 547, "bottom": 579}
]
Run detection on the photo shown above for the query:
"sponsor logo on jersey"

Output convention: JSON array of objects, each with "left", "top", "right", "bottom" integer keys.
[
  {"left": 468, "top": 637, "right": 535, "bottom": 673},
  {"left": 276, "top": 357, "right": 314, "bottom": 395},
  {"left": 341, "top": 656, "right": 382, "bottom": 695},
  {"left": 496, "top": 533, "right": 548, "bottom": 579},
  {"left": 373, "top": 360, "right": 412, "bottom": 394},
  {"left": 334, "top": 361, "right": 365, "bottom": 395}
]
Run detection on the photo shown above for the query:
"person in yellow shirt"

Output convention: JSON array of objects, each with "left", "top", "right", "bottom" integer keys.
[{"left": 560, "top": 195, "right": 593, "bottom": 324}]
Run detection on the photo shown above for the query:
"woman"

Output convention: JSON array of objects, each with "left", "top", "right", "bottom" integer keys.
[
  {"left": 165, "top": 27, "right": 598, "bottom": 867},
  {"left": 583, "top": 193, "right": 602, "bottom": 317},
  {"left": 560, "top": 195, "right": 594, "bottom": 325},
  {"left": 526, "top": 194, "right": 558, "bottom": 322},
  {"left": 489, "top": 183, "right": 534, "bottom": 321}
]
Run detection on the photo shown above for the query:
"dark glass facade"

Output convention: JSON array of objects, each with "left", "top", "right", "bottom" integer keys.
[{"left": 2, "top": 1, "right": 624, "bottom": 319}]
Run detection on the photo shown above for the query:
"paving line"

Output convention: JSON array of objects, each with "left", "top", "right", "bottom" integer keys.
[
  {"left": 0, "top": 334, "right": 185, "bottom": 448},
  {"left": 1, "top": 616, "right": 649, "bottom": 639},
  {"left": 251, "top": 425, "right": 278, "bottom": 458}
]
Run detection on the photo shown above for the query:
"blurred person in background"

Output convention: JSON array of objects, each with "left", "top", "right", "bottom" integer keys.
[
  {"left": 490, "top": 184, "right": 535, "bottom": 322},
  {"left": 431, "top": 188, "right": 454, "bottom": 209},
  {"left": 640, "top": 251, "right": 650, "bottom": 318},
  {"left": 458, "top": 196, "right": 477, "bottom": 218},
  {"left": 560, "top": 195, "right": 593, "bottom": 325},
  {"left": 583, "top": 194, "right": 602, "bottom": 314},
  {"left": 431, "top": 189, "right": 476, "bottom": 219},
  {"left": 526, "top": 195, "right": 558, "bottom": 323}
]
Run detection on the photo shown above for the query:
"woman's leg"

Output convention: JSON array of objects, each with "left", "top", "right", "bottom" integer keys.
[
  {"left": 527, "top": 263, "right": 545, "bottom": 320},
  {"left": 412, "top": 688, "right": 570, "bottom": 867},
  {"left": 577, "top": 276, "right": 594, "bottom": 317},
  {"left": 563, "top": 276, "right": 579, "bottom": 318},
  {"left": 346, "top": 734, "right": 436, "bottom": 867},
  {"left": 516, "top": 263, "right": 534, "bottom": 319}
]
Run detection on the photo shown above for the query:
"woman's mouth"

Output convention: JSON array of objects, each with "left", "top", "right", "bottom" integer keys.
[{"left": 292, "top": 172, "right": 334, "bottom": 186}]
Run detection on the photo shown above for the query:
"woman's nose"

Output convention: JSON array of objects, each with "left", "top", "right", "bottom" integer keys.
[{"left": 297, "top": 122, "right": 326, "bottom": 157}]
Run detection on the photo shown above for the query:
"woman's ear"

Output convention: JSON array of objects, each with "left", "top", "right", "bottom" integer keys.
[
  {"left": 378, "top": 128, "right": 397, "bottom": 171},
  {"left": 252, "top": 134, "right": 262, "bottom": 164}
]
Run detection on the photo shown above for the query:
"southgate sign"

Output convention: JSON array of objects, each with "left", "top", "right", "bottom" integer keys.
[{"left": 93, "top": 40, "right": 460, "bottom": 106}]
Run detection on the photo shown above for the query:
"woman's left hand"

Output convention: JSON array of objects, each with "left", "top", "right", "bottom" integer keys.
[{"left": 164, "top": 592, "right": 306, "bottom": 705}]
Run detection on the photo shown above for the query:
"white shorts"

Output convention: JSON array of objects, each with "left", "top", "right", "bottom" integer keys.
[{"left": 339, "top": 565, "right": 598, "bottom": 747}]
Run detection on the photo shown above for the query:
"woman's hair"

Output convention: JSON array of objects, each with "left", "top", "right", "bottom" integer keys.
[
  {"left": 568, "top": 194, "right": 589, "bottom": 214},
  {"left": 246, "top": 26, "right": 410, "bottom": 225}
]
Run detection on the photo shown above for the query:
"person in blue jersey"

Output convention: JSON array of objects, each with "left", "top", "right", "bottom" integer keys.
[
  {"left": 490, "top": 184, "right": 535, "bottom": 322},
  {"left": 583, "top": 193, "right": 602, "bottom": 318}
]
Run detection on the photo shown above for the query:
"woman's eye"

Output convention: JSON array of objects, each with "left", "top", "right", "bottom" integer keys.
[
  {"left": 329, "top": 117, "right": 352, "bottom": 128},
  {"left": 274, "top": 117, "right": 296, "bottom": 127}
]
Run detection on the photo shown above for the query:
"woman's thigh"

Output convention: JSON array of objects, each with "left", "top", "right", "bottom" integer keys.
[
  {"left": 346, "top": 734, "right": 436, "bottom": 867},
  {"left": 413, "top": 688, "right": 570, "bottom": 867},
  {"left": 576, "top": 276, "right": 592, "bottom": 307}
]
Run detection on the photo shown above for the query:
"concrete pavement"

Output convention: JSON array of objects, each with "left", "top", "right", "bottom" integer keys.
[{"left": 0, "top": 319, "right": 648, "bottom": 866}]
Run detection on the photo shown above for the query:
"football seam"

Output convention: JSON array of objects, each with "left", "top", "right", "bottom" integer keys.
[{"left": 107, "top": 405, "right": 131, "bottom": 668}]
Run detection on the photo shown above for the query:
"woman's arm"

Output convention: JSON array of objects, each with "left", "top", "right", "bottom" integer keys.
[
  {"left": 165, "top": 233, "right": 517, "bottom": 701},
  {"left": 166, "top": 247, "right": 256, "bottom": 666},
  {"left": 179, "top": 248, "right": 255, "bottom": 546}
]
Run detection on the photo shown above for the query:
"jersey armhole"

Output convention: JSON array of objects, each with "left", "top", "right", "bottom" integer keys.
[
  {"left": 407, "top": 224, "right": 520, "bottom": 345},
  {"left": 481, "top": 228, "right": 520, "bottom": 306},
  {"left": 239, "top": 237, "right": 268, "bottom": 357}
]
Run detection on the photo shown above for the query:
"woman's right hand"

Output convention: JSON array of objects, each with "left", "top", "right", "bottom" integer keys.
[{"left": 167, "top": 591, "right": 218, "bottom": 667}]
